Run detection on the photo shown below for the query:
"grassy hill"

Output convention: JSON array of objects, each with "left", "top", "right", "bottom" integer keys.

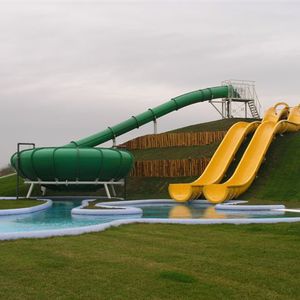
[
  {"left": 128, "top": 131, "right": 300, "bottom": 205},
  {"left": 128, "top": 118, "right": 257, "bottom": 160},
  {"left": 169, "top": 118, "right": 257, "bottom": 133},
  {"left": 129, "top": 118, "right": 300, "bottom": 204},
  {"left": 1, "top": 118, "right": 299, "bottom": 205},
  {"left": 241, "top": 131, "right": 300, "bottom": 202}
]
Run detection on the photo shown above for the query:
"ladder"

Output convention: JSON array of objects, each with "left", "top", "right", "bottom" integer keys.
[{"left": 248, "top": 99, "right": 260, "bottom": 118}]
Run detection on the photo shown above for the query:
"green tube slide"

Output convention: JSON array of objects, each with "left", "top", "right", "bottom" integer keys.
[{"left": 11, "top": 85, "right": 231, "bottom": 186}]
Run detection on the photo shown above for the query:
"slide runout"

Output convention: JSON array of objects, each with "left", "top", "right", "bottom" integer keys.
[
  {"left": 203, "top": 103, "right": 300, "bottom": 203},
  {"left": 168, "top": 121, "right": 260, "bottom": 202}
]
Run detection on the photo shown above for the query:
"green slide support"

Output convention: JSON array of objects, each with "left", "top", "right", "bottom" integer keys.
[{"left": 11, "top": 85, "right": 231, "bottom": 185}]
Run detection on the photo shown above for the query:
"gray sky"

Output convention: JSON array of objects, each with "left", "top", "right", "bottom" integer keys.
[{"left": 1, "top": 0, "right": 300, "bottom": 168}]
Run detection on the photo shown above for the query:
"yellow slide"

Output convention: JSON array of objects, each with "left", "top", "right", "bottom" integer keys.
[
  {"left": 168, "top": 120, "right": 260, "bottom": 202},
  {"left": 203, "top": 103, "right": 300, "bottom": 203}
]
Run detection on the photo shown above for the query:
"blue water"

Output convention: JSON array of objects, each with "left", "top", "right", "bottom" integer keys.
[
  {"left": 141, "top": 204, "right": 298, "bottom": 219},
  {"left": 0, "top": 200, "right": 298, "bottom": 234},
  {"left": 0, "top": 200, "right": 118, "bottom": 233}
]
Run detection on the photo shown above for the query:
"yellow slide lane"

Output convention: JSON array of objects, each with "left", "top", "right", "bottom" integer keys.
[
  {"left": 168, "top": 120, "right": 260, "bottom": 202},
  {"left": 203, "top": 103, "right": 300, "bottom": 203}
]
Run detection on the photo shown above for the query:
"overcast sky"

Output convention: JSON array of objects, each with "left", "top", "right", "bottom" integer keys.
[{"left": 1, "top": 0, "right": 300, "bottom": 168}]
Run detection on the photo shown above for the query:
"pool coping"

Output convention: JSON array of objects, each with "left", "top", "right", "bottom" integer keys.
[
  {"left": 72, "top": 199, "right": 248, "bottom": 216},
  {"left": 0, "top": 199, "right": 299, "bottom": 240},
  {"left": 0, "top": 198, "right": 52, "bottom": 215},
  {"left": 215, "top": 203, "right": 286, "bottom": 211},
  {"left": 72, "top": 199, "right": 143, "bottom": 216}
]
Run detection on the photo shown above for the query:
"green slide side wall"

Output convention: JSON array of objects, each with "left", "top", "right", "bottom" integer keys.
[{"left": 11, "top": 85, "right": 230, "bottom": 182}]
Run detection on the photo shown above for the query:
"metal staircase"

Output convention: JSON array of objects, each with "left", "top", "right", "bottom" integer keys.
[
  {"left": 248, "top": 99, "right": 260, "bottom": 118},
  {"left": 210, "top": 79, "right": 262, "bottom": 119}
]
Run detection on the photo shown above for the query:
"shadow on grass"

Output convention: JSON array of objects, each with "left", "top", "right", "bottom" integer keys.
[{"left": 159, "top": 271, "right": 197, "bottom": 283}]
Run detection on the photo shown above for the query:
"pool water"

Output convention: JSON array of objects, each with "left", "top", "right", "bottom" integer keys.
[
  {"left": 0, "top": 200, "right": 118, "bottom": 233},
  {"left": 0, "top": 200, "right": 298, "bottom": 234},
  {"left": 141, "top": 204, "right": 298, "bottom": 219}
]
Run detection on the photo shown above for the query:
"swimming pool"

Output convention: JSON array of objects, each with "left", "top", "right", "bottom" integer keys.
[
  {"left": 0, "top": 200, "right": 117, "bottom": 234},
  {"left": 0, "top": 199, "right": 299, "bottom": 236}
]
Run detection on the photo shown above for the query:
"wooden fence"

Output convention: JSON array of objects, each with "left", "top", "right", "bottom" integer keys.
[
  {"left": 119, "top": 131, "right": 226, "bottom": 150},
  {"left": 130, "top": 158, "right": 211, "bottom": 177}
]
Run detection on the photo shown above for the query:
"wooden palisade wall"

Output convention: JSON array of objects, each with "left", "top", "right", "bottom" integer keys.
[
  {"left": 120, "top": 131, "right": 226, "bottom": 150},
  {"left": 130, "top": 158, "right": 211, "bottom": 177}
]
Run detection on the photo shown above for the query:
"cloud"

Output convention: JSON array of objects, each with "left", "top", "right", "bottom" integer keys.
[{"left": 1, "top": 1, "right": 300, "bottom": 167}]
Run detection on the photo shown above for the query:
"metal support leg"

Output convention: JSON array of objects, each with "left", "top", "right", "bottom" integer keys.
[
  {"left": 222, "top": 101, "right": 225, "bottom": 119},
  {"left": 153, "top": 119, "right": 157, "bottom": 134},
  {"left": 111, "top": 184, "right": 117, "bottom": 197},
  {"left": 41, "top": 186, "right": 46, "bottom": 196},
  {"left": 112, "top": 137, "right": 116, "bottom": 148},
  {"left": 104, "top": 184, "right": 112, "bottom": 199},
  {"left": 26, "top": 183, "right": 34, "bottom": 198}
]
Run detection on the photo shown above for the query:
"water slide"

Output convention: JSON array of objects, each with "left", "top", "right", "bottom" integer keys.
[
  {"left": 11, "top": 85, "right": 233, "bottom": 185},
  {"left": 168, "top": 121, "right": 260, "bottom": 202},
  {"left": 203, "top": 103, "right": 300, "bottom": 203}
]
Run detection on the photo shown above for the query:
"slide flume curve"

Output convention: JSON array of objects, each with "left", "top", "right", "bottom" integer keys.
[
  {"left": 203, "top": 103, "right": 300, "bottom": 203},
  {"left": 168, "top": 120, "right": 260, "bottom": 202}
]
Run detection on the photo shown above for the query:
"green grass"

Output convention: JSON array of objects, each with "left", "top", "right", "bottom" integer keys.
[
  {"left": 125, "top": 176, "right": 196, "bottom": 200},
  {"left": 169, "top": 118, "right": 257, "bottom": 133},
  {"left": 241, "top": 131, "right": 300, "bottom": 202},
  {"left": 0, "top": 174, "right": 31, "bottom": 197},
  {"left": 0, "top": 223, "right": 299, "bottom": 299},
  {"left": 0, "top": 199, "right": 45, "bottom": 209}
]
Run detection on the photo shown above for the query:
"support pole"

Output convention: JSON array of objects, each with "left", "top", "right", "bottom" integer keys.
[
  {"left": 222, "top": 101, "right": 225, "bottom": 119},
  {"left": 112, "top": 137, "right": 116, "bottom": 148},
  {"left": 41, "top": 186, "right": 47, "bottom": 196},
  {"left": 226, "top": 100, "right": 230, "bottom": 118},
  {"left": 228, "top": 99, "right": 232, "bottom": 118},
  {"left": 124, "top": 177, "right": 127, "bottom": 200},
  {"left": 26, "top": 183, "right": 34, "bottom": 198},
  {"left": 153, "top": 118, "right": 158, "bottom": 134},
  {"left": 111, "top": 185, "right": 117, "bottom": 197},
  {"left": 104, "top": 184, "right": 112, "bottom": 199}
]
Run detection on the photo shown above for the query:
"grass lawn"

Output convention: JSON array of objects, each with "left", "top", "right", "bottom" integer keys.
[
  {"left": 0, "top": 174, "right": 30, "bottom": 197},
  {"left": 169, "top": 118, "right": 257, "bottom": 133},
  {"left": 0, "top": 199, "right": 45, "bottom": 209},
  {"left": 0, "top": 222, "right": 299, "bottom": 299}
]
